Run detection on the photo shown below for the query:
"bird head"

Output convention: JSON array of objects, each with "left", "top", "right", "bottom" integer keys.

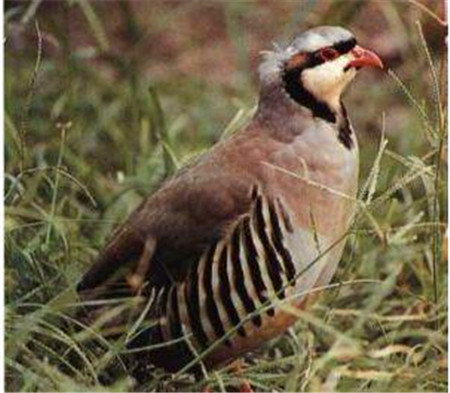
[{"left": 259, "top": 26, "right": 383, "bottom": 116}]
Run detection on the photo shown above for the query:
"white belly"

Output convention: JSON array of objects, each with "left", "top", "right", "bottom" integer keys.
[{"left": 263, "top": 119, "right": 359, "bottom": 296}]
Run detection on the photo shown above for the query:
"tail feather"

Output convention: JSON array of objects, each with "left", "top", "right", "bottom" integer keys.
[{"left": 77, "top": 224, "right": 145, "bottom": 294}]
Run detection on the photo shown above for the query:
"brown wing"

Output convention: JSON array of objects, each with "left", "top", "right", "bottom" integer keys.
[{"left": 76, "top": 131, "right": 271, "bottom": 297}]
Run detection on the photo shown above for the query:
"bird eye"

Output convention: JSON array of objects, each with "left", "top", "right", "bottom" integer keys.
[{"left": 319, "top": 47, "right": 339, "bottom": 61}]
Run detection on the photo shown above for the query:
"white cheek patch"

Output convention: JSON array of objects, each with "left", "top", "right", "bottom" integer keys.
[{"left": 301, "top": 54, "right": 356, "bottom": 109}]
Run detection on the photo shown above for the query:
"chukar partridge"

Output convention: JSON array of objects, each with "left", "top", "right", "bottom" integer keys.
[{"left": 78, "top": 26, "right": 383, "bottom": 375}]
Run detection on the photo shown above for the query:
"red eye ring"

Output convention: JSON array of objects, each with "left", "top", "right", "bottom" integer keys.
[{"left": 319, "top": 47, "right": 339, "bottom": 61}]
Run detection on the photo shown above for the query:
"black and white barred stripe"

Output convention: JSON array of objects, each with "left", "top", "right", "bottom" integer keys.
[{"left": 146, "top": 188, "right": 297, "bottom": 352}]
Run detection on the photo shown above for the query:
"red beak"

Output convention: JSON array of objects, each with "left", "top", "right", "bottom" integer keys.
[{"left": 348, "top": 45, "right": 384, "bottom": 69}]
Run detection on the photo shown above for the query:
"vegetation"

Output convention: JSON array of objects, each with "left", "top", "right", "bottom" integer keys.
[{"left": 5, "top": 1, "right": 447, "bottom": 391}]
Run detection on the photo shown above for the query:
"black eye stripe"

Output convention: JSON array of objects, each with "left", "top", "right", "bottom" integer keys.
[
  {"left": 331, "top": 37, "right": 357, "bottom": 55},
  {"left": 284, "top": 38, "right": 357, "bottom": 71},
  {"left": 281, "top": 37, "right": 357, "bottom": 124},
  {"left": 311, "top": 37, "right": 357, "bottom": 60}
]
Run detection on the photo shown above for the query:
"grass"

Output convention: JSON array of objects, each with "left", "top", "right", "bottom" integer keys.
[{"left": 4, "top": 1, "right": 447, "bottom": 392}]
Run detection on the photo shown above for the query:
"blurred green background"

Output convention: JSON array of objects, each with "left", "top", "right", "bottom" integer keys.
[{"left": 4, "top": 1, "right": 448, "bottom": 392}]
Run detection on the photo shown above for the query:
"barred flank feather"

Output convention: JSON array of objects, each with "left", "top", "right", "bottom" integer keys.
[{"left": 129, "top": 187, "right": 298, "bottom": 369}]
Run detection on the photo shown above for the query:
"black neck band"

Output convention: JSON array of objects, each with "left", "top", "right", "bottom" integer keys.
[
  {"left": 282, "top": 66, "right": 336, "bottom": 123},
  {"left": 338, "top": 103, "right": 353, "bottom": 149},
  {"left": 281, "top": 37, "right": 357, "bottom": 123}
]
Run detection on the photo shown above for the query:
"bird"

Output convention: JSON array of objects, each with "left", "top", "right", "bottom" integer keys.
[{"left": 77, "top": 25, "right": 383, "bottom": 381}]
